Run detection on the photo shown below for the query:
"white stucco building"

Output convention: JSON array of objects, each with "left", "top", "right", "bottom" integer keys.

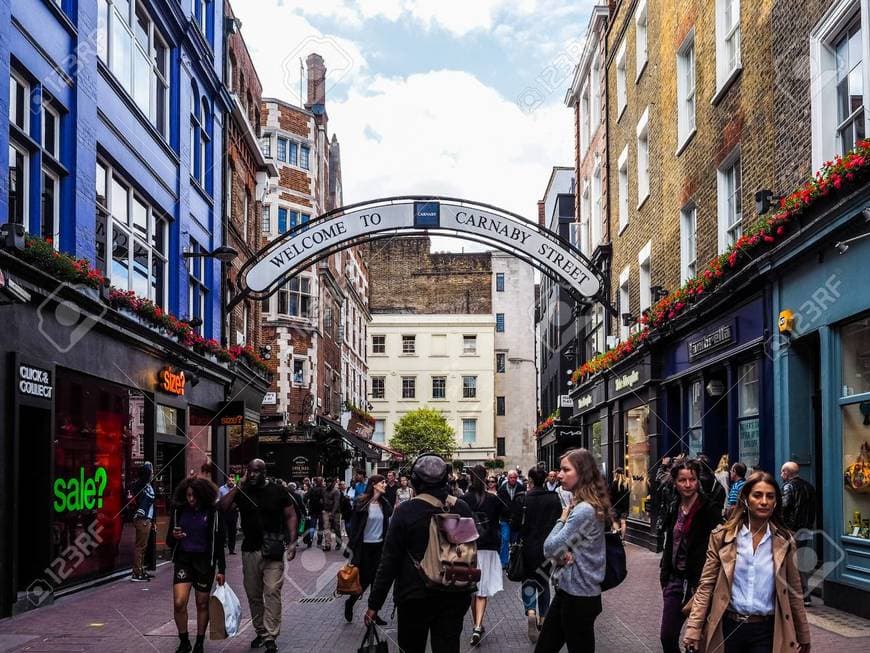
[{"left": 368, "top": 314, "right": 496, "bottom": 463}]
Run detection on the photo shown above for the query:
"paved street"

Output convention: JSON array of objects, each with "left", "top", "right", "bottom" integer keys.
[{"left": 0, "top": 542, "right": 867, "bottom": 652}]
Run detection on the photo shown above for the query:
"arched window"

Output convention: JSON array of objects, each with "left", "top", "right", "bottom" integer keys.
[
  {"left": 190, "top": 84, "right": 209, "bottom": 188},
  {"left": 199, "top": 97, "right": 209, "bottom": 187}
]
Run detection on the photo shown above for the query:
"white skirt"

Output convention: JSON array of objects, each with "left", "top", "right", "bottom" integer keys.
[{"left": 476, "top": 549, "right": 504, "bottom": 597}]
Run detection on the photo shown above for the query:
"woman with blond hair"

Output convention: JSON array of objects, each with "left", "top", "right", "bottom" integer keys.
[
  {"left": 608, "top": 467, "right": 630, "bottom": 536},
  {"left": 683, "top": 471, "right": 810, "bottom": 653},
  {"left": 714, "top": 454, "right": 730, "bottom": 512},
  {"left": 535, "top": 448, "right": 610, "bottom": 652}
]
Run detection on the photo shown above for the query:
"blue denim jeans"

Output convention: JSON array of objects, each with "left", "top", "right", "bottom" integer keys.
[
  {"left": 522, "top": 578, "right": 552, "bottom": 617},
  {"left": 499, "top": 521, "right": 514, "bottom": 566}
]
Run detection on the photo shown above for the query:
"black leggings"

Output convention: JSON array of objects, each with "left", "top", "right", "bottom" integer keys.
[
  {"left": 347, "top": 542, "right": 382, "bottom": 605},
  {"left": 723, "top": 615, "right": 774, "bottom": 653},
  {"left": 534, "top": 590, "right": 601, "bottom": 653}
]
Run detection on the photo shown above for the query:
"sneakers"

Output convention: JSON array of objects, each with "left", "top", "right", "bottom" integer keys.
[
  {"left": 129, "top": 573, "right": 150, "bottom": 582},
  {"left": 264, "top": 641, "right": 278, "bottom": 652},
  {"left": 470, "top": 627, "right": 483, "bottom": 647},
  {"left": 250, "top": 635, "right": 264, "bottom": 649},
  {"left": 527, "top": 611, "right": 539, "bottom": 643}
]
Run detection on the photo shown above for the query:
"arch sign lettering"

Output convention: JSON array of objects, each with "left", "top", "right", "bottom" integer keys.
[{"left": 237, "top": 196, "right": 607, "bottom": 307}]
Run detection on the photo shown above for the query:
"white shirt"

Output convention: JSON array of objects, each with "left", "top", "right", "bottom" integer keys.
[{"left": 730, "top": 524, "right": 776, "bottom": 615}]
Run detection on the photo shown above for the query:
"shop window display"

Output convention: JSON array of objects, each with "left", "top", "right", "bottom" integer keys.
[
  {"left": 737, "top": 361, "right": 760, "bottom": 469},
  {"left": 625, "top": 405, "right": 651, "bottom": 523},
  {"left": 53, "top": 371, "right": 144, "bottom": 586},
  {"left": 687, "top": 380, "right": 703, "bottom": 457},
  {"left": 842, "top": 318, "right": 870, "bottom": 539}
]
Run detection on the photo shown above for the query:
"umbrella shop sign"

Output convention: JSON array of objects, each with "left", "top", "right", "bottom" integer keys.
[{"left": 243, "top": 200, "right": 603, "bottom": 299}]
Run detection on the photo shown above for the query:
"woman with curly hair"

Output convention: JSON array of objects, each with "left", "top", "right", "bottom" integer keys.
[
  {"left": 536, "top": 448, "right": 610, "bottom": 653},
  {"left": 167, "top": 476, "right": 226, "bottom": 653}
]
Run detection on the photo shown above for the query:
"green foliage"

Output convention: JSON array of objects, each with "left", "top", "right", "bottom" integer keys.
[{"left": 390, "top": 407, "right": 456, "bottom": 460}]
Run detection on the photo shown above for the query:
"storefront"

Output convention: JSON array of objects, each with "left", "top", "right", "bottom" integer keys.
[
  {"left": 0, "top": 257, "right": 269, "bottom": 615},
  {"left": 769, "top": 187, "right": 870, "bottom": 618},
  {"left": 606, "top": 353, "right": 660, "bottom": 550},
  {"left": 658, "top": 294, "right": 771, "bottom": 471},
  {"left": 569, "top": 377, "right": 609, "bottom": 476}
]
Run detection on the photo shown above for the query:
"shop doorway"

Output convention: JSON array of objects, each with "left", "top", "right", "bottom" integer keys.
[
  {"left": 153, "top": 442, "right": 185, "bottom": 557},
  {"left": 15, "top": 406, "right": 52, "bottom": 593},
  {"left": 791, "top": 333, "right": 823, "bottom": 527}
]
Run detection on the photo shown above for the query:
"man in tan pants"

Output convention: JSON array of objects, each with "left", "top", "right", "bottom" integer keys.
[
  {"left": 130, "top": 462, "right": 155, "bottom": 582},
  {"left": 219, "top": 460, "right": 299, "bottom": 652}
]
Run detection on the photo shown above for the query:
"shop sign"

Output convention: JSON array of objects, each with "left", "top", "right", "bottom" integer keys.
[
  {"left": 576, "top": 394, "right": 593, "bottom": 410},
  {"left": 573, "top": 379, "right": 605, "bottom": 414},
  {"left": 219, "top": 401, "right": 245, "bottom": 426},
  {"left": 291, "top": 456, "right": 310, "bottom": 477},
  {"left": 18, "top": 363, "right": 53, "bottom": 400},
  {"left": 614, "top": 370, "right": 640, "bottom": 392},
  {"left": 262, "top": 392, "right": 277, "bottom": 405},
  {"left": 53, "top": 466, "right": 108, "bottom": 512},
  {"left": 159, "top": 367, "right": 185, "bottom": 396},
  {"left": 687, "top": 322, "right": 735, "bottom": 362},
  {"left": 608, "top": 357, "right": 652, "bottom": 400},
  {"left": 560, "top": 394, "right": 573, "bottom": 408}
]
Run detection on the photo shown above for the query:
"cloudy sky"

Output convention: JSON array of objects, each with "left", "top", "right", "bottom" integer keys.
[{"left": 233, "top": 0, "right": 594, "bottom": 249}]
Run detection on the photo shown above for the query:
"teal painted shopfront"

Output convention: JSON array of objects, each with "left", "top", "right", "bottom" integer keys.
[{"left": 768, "top": 186, "right": 870, "bottom": 618}]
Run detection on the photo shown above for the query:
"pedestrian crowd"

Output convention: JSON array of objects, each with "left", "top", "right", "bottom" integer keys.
[{"left": 124, "top": 450, "right": 817, "bottom": 653}]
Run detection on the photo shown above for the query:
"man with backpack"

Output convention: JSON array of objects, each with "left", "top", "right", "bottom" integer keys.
[{"left": 365, "top": 454, "right": 477, "bottom": 653}]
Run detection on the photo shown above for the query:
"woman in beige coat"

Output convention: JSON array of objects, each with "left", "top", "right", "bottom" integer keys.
[{"left": 683, "top": 471, "right": 810, "bottom": 653}]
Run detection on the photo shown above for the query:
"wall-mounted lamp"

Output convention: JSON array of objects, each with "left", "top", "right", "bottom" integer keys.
[
  {"left": 182, "top": 317, "right": 203, "bottom": 329},
  {"left": 622, "top": 313, "right": 634, "bottom": 327},
  {"left": 183, "top": 245, "right": 238, "bottom": 263},
  {"left": 651, "top": 285, "right": 669, "bottom": 302},
  {"left": 566, "top": 369, "right": 574, "bottom": 376},
  {"left": 224, "top": 16, "right": 242, "bottom": 35},
  {"left": 755, "top": 189, "right": 783, "bottom": 215},
  {"left": 835, "top": 209, "right": 870, "bottom": 254},
  {"left": 0, "top": 223, "right": 25, "bottom": 252},
  {"left": 260, "top": 345, "right": 272, "bottom": 360},
  {"left": 706, "top": 380, "right": 725, "bottom": 397}
]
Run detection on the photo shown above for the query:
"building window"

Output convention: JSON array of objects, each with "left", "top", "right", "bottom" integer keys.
[
  {"left": 580, "top": 82, "right": 590, "bottom": 156},
  {"left": 277, "top": 277, "right": 311, "bottom": 317},
  {"left": 591, "top": 53, "right": 601, "bottom": 126},
  {"left": 495, "top": 272, "right": 505, "bottom": 292},
  {"left": 636, "top": 107, "right": 650, "bottom": 206},
  {"left": 496, "top": 352, "right": 506, "bottom": 373},
  {"left": 300, "top": 145, "right": 310, "bottom": 170},
  {"left": 687, "top": 379, "right": 703, "bottom": 457},
  {"left": 242, "top": 192, "right": 249, "bottom": 242},
  {"left": 715, "top": 0, "right": 741, "bottom": 92},
  {"left": 401, "top": 376, "right": 416, "bottom": 399},
  {"left": 463, "top": 335, "right": 477, "bottom": 354},
  {"left": 619, "top": 266, "right": 630, "bottom": 340},
  {"left": 262, "top": 205, "right": 271, "bottom": 233},
  {"left": 276, "top": 137, "right": 287, "bottom": 162},
  {"left": 737, "top": 361, "right": 760, "bottom": 468},
  {"left": 841, "top": 316, "right": 870, "bottom": 537},
  {"left": 616, "top": 39, "right": 627, "bottom": 117},
  {"left": 618, "top": 146, "right": 629, "bottom": 232},
  {"left": 680, "top": 204, "right": 697, "bottom": 283},
  {"left": 635, "top": 0, "right": 648, "bottom": 80},
  {"left": 496, "top": 436, "right": 506, "bottom": 456},
  {"left": 195, "top": 0, "right": 209, "bottom": 37},
  {"left": 42, "top": 104, "right": 60, "bottom": 159},
  {"left": 373, "top": 419, "right": 386, "bottom": 444},
  {"left": 8, "top": 143, "right": 28, "bottom": 227},
  {"left": 277, "top": 207, "right": 287, "bottom": 233},
  {"left": 402, "top": 335, "right": 416, "bottom": 354},
  {"left": 432, "top": 376, "right": 446, "bottom": 399},
  {"left": 591, "top": 164, "right": 602, "bottom": 249},
  {"left": 41, "top": 170, "right": 60, "bottom": 244},
  {"left": 9, "top": 72, "right": 29, "bottom": 132},
  {"left": 372, "top": 334, "right": 386, "bottom": 354},
  {"left": 97, "top": 162, "right": 168, "bottom": 305},
  {"left": 371, "top": 376, "right": 385, "bottom": 399},
  {"left": 638, "top": 241, "right": 651, "bottom": 314},
  {"left": 496, "top": 313, "right": 505, "bottom": 333},
  {"left": 260, "top": 136, "right": 271, "bottom": 158},
  {"left": 810, "top": 6, "right": 868, "bottom": 169},
  {"left": 292, "top": 358, "right": 305, "bottom": 385},
  {"left": 462, "top": 376, "right": 477, "bottom": 399},
  {"left": 584, "top": 303, "right": 605, "bottom": 361},
  {"left": 496, "top": 396, "right": 505, "bottom": 416},
  {"left": 462, "top": 419, "right": 477, "bottom": 444},
  {"left": 580, "top": 180, "right": 591, "bottom": 256},
  {"left": 717, "top": 152, "right": 742, "bottom": 253},
  {"left": 187, "top": 240, "right": 207, "bottom": 335},
  {"left": 677, "top": 31, "right": 696, "bottom": 148},
  {"left": 98, "top": 0, "right": 170, "bottom": 137}
]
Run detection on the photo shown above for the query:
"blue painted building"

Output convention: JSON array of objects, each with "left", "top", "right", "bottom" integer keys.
[
  {"left": 768, "top": 184, "right": 870, "bottom": 617},
  {"left": 0, "top": 0, "right": 268, "bottom": 614}
]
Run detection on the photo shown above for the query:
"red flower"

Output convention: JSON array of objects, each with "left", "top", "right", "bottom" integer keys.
[{"left": 776, "top": 226, "right": 785, "bottom": 236}]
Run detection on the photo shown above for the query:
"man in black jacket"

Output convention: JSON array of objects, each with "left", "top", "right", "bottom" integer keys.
[
  {"left": 781, "top": 461, "right": 817, "bottom": 603},
  {"left": 365, "top": 454, "right": 474, "bottom": 653},
  {"left": 496, "top": 470, "right": 524, "bottom": 567}
]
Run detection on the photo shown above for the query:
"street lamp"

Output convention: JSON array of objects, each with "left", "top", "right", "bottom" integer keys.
[{"left": 183, "top": 245, "right": 239, "bottom": 263}]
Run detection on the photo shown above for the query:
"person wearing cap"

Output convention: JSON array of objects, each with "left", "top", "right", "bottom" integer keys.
[
  {"left": 131, "top": 462, "right": 156, "bottom": 582},
  {"left": 365, "top": 454, "right": 476, "bottom": 652}
]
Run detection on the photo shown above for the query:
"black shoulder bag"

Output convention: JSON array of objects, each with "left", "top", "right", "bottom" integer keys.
[{"left": 506, "top": 497, "right": 526, "bottom": 582}]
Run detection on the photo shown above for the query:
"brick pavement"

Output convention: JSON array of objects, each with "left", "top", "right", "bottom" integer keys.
[{"left": 0, "top": 542, "right": 867, "bottom": 652}]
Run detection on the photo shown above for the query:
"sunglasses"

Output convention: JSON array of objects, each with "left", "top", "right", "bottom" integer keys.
[{"left": 487, "top": 479, "right": 497, "bottom": 484}]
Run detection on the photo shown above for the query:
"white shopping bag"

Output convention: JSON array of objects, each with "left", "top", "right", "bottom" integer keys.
[{"left": 209, "top": 583, "right": 242, "bottom": 639}]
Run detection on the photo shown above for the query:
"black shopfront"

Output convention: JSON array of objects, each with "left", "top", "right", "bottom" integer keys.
[
  {"left": 0, "top": 265, "right": 268, "bottom": 615},
  {"left": 568, "top": 377, "right": 609, "bottom": 477}
]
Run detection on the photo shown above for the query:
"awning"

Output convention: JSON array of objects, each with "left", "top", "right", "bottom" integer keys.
[
  {"left": 367, "top": 439, "right": 405, "bottom": 461},
  {"left": 317, "top": 416, "right": 380, "bottom": 462}
]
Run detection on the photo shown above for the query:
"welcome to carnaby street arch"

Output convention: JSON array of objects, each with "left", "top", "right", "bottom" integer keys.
[{"left": 233, "top": 196, "right": 611, "bottom": 311}]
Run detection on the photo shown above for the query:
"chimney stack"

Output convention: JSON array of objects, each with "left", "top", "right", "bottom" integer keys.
[
  {"left": 537, "top": 200, "right": 545, "bottom": 226},
  {"left": 306, "top": 53, "right": 326, "bottom": 108}
]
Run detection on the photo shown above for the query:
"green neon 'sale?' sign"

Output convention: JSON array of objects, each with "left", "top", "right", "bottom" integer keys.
[{"left": 53, "top": 467, "right": 108, "bottom": 512}]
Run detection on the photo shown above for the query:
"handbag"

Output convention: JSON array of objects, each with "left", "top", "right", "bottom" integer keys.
[
  {"left": 358, "top": 622, "right": 388, "bottom": 653},
  {"left": 506, "top": 499, "right": 527, "bottom": 582},
  {"left": 261, "top": 531, "right": 286, "bottom": 561},
  {"left": 336, "top": 563, "right": 362, "bottom": 595},
  {"left": 601, "top": 530, "right": 627, "bottom": 590}
]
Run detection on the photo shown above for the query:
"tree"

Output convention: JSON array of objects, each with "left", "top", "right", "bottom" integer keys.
[{"left": 390, "top": 407, "right": 456, "bottom": 460}]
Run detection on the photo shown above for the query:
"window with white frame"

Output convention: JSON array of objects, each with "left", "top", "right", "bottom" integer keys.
[
  {"left": 810, "top": 5, "right": 868, "bottom": 168},
  {"left": 260, "top": 135, "right": 271, "bottom": 158},
  {"left": 42, "top": 103, "right": 60, "bottom": 159},
  {"left": 618, "top": 145, "right": 629, "bottom": 232},
  {"left": 463, "top": 335, "right": 477, "bottom": 354},
  {"left": 432, "top": 376, "right": 446, "bottom": 399},
  {"left": 591, "top": 163, "right": 602, "bottom": 249},
  {"left": 717, "top": 151, "right": 742, "bottom": 253},
  {"left": 9, "top": 72, "right": 29, "bottom": 132},
  {"left": 373, "top": 419, "right": 386, "bottom": 443},
  {"left": 292, "top": 358, "right": 306, "bottom": 385},
  {"left": 677, "top": 31, "right": 696, "bottom": 148},
  {"left": 636, "top": 0, "right": 648, "bottom": 80},
  {"left": 636, "top": 107, "right": 650, "bottom": 206},
  {"left": 580, "top": 82, "right": 590, "bottom": 155},
  {"left": 680, "top": 203, "right": 698, "bottom": 283},
  {"left": 242, "top": 191, "right": 249, "bottom": 242},
  {"left": 8, "top": 143, "right": 28, "bottom": 227},
  {"left": 262, "top": 204, "right": 271, "bottom": 233},
  {"left": 195, "top": 0, "right": 209, "bottom": 36},
  {"left": 462, "top": 376, "right": 477, "bottom": 399},
  {"left": 97, "top": 0, "right": 170, "bottom": 137},
  {"left": 371, "top": 376, "right": 385, "bottom": 399},
  {"left": 187, "top": 240, "right": 207, "bottom": 335},
  {"left": 638, "top": 241, "right": 651, "bottom": 314},
  {"left": 96, "top": 161, "right": 168, "bottom": 305},
  {"left": 591, "top": 54, "right": 601, "bottom": 126},
  {"left": 715, "top": 0, "right": 741, "bottom": 93},
  {"left": 401, "top": 376, "right": 416, "bottom": 399},
  {"left": 619, "top": 266, "right": 630, "bottom": 340},
  {"left": 616, "top": 40, "right": 628, "bottom": 117},
  {"left": 372, "top": 334, "right": 386, "bottom": 354},
  {"left": 580, "top": 180, "right": 591, "bottom": 256},
  {"left": 277, "top": 276, "right": 311, "bottom": 317},
  {"left": 402, "top": 334, "right": 416, "bottom": 354},
  {"left": 462, "top": 418, "right": 477, "bottom": 444},
  {"left": 191, "top": 90, "right": 209, "bottom": 187},
  {"left": 41, "top": 169, "right": 60, "bottom": 244}
]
